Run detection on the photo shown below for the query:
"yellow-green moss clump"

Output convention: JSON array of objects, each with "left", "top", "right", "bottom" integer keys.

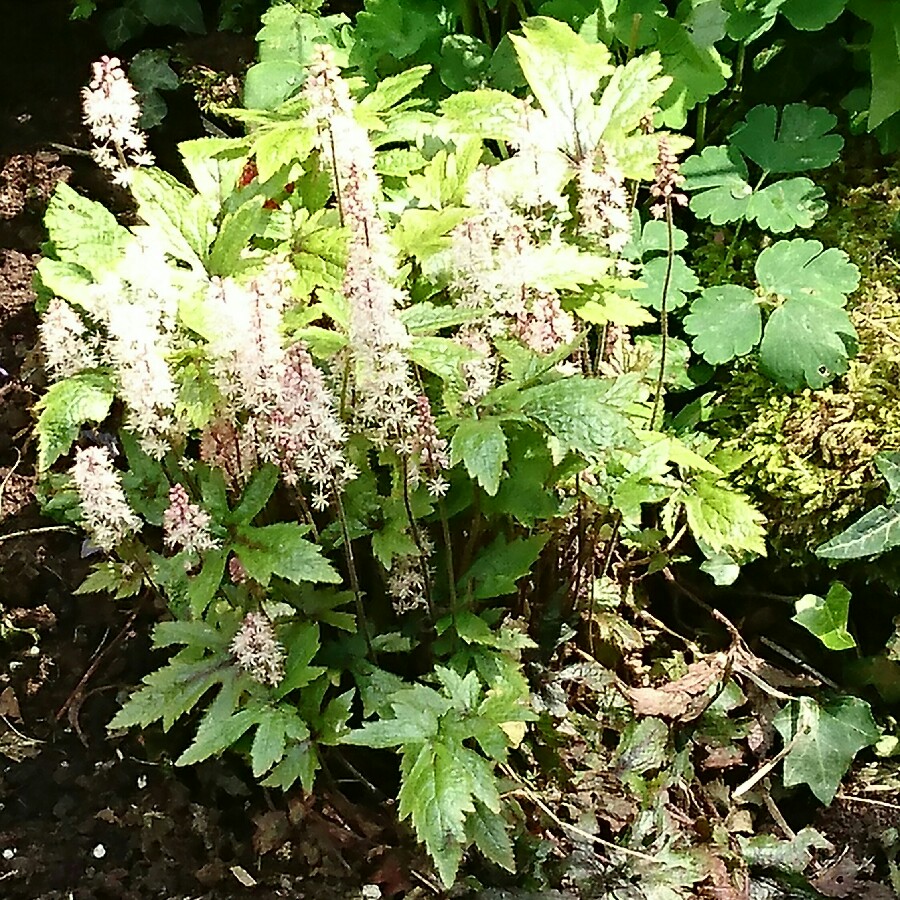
[{"left": 707, "top": 167, "right": 900, "bottom": 558}]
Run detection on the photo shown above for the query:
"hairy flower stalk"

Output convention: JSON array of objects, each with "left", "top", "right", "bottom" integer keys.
[
  {"left": 455, "top": 327, "right": 496, "bottom": 405},
  {"left": 162, "top": 484, "right": 219, "bottom": 555},
  {"left": 407, "top": 395, "right": 450, "bottom": 497},
  {"left": 513, "top": 291, "right": 577, "bottom": 355},
  {"left": 82, "top": 56, "right": 154, "bottom": 186},
  {"left": 576, "top": 145, "right": 632, "bottom": 254},
  {"left": 304, "top": 46, "right": 415, "bottom": 444},
  {"left": 107, "top": 302, "right": 178, "bottom": 459},
  {"left": 40, "top": 298, "right": 100, "bottom": 379},
  {"left": 262, "top": 345, "right": 356, "bottom": 509},
  {"left": 230, "top": 612, "right": 285, "bottom": 686},
  {"left": 649, "top": 136, "right": 688, "bottom": 220},
  {"left": 71, "top": 446, "right": 142, "bottom": 551},
  {"left": 205, "top": 264, "right": 354, "bottom": 505}
]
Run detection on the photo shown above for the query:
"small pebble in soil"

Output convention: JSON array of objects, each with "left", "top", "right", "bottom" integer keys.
[
  {"left": 92, "top": 844, "right": 106, "bottom": 859},
  {"left": 2, "top": 847, "right": 16, "bottom": 859}
]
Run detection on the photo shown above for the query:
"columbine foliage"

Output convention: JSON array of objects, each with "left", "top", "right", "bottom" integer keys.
[{"left": 35, "top": 17, "right": 881, "bottom": 889}]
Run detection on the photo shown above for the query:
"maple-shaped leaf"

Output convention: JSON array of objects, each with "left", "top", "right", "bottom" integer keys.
[
  {"left": 681, "top": 475, "right": 767, "bottom": 557},
  {"left": 684, "top": 285, "right": 762, "bottom": 365},
  {"left": 775, "top": 696, "right": 878, "bottom": 804},
  {"left": 756, "top": 239, "right": 860, "bottom": 305},
  {"left": 758, "top": 297, "right": 856, "bottom": 389},
  {"left": 730, "top": 103, "right": 843, "bottom": 174},
  {"left": 681, "top": 144, "right": 753, "bottom": 224},
  {"left": 746, "top": 177, "right": 828, "bottom": 232}
]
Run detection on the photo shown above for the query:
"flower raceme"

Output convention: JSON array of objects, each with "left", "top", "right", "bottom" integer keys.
[
  {"left": 71, "top": 446, "right": 141, "bottom": 552},
  {"left": 82, "top": 56, "right": 154, "bottom": 186}
]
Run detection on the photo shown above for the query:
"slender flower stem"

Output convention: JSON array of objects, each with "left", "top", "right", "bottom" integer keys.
[
  {"left": 399, "top": 456, "right": 436, "bottom": 622},
  {"left": 438, "top": 500, "right": 459, "bottom": 619},
  {"left": 335, "top": 493, "right": 376, "bottom": 661},
  {"left": 650, "top": 200, "right": 674, "bottom": 429}
]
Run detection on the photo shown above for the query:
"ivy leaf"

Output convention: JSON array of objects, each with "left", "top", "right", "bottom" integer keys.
[
  {"left": 816, "top": 500, "right": 900, "bottom": 559},
  {"left": 730, "top": 104, "right": 844, "bottom": 174},
  {"left": 462, "top": 534, "right": 549, "bottom": 601},
  {"left": 684, "top": 285, "right": 762, "bottom": 365},
  {"left": 35, "top": 373, "right": 116, "bottom": 470},
  {"left": 793, "top": 583, "right": 856, "bottom": 651},
  {"left": 758, "top": 297, "right": 856, "bottom": 389},
  {"left": 450, "top": 418, "right": 508, "bottom": 496},
  {"left": 877, "top": 451, "right": 900, "bottom": 498},
  {"left": 775, "top": 696, "right": 878, "bottom": 804},
  {"left": 234, "top": 523, "right": 341, "bottom": 586}
]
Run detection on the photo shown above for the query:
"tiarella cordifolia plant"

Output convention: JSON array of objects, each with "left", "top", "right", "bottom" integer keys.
[{"left": 34, "top": 26, "right": 878, "bottom": 888}]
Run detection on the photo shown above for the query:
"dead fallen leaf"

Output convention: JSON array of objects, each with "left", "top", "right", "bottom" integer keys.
[
  {"left": 230, "top": 865, "right": 257, "bottom": 887},
  {"left": 252, "top": 809, "right": 289, "bottom": 856},
  {"left": 0, "top": 687, "right": 21, "bottom": 719},
  {"left": 628, "top": 655, "right": 728, "bottom": 723}
]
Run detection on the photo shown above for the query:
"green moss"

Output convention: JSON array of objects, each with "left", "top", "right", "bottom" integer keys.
[{"left": 699, "top": 165, "right": 900, "bottom": 559}]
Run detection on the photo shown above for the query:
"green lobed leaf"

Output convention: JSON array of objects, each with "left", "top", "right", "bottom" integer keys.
[
  {"left": 44, "top": 182, "right": 131, "bottom": 278},
  {"left": 681, "top": 475, "right": 767, "bottom": 557},
  {"left": 510, "top": 17, "right": 614, "bottom": 156},
  {"left": 684, "top": 285, "right": 762, "bottom": 365},
  {"left": 251, "top": 707, "right": 298, "bottom": 777},
  {"left": 775, "top": 695, "right": 878, "bottom": 804},
  {"left": 756, "top": 239, "right": 859, "bottom": 305},
  {"left": 227, "top": 463, "right": 280, "bottom": 525},
  {"left": 682, "top": 144, "right": 753, "bottom": 224},
  {"left": 467, "top": 800, "right": 515, "bottom": 872},
  {"left": 747, "top": 177, "right": 828, "bottom": 232},
  {"left": 35, "top": 373, "right": 116, "bottom": 470},
  {"left": 462, "top": 533, "right": 549, "bottom": 601},
  {"left": 631, "top": 255, "right": 700, "bottom": 310},
  {"left": 261, "top": 740, "right": 319, "bottom": 792},
  {"left": 730, "top": 104, "right": 844, "bottom": 174},
  {"left": 450, "top": 418, "right": 508, "bottom": 496},
  {"left": 780, "top": 0, "right": 845, "bottom": 30},
  {"left": 108, "top": 652, "right": 229, "bottom": 732},
  {"left": 129, "top": 168, "right": 212, "bottom": 270},
  {"left": 758, "top": 297, "right": 856, "bottom": 389},
  {"left": 517, "top": 374, "right": 644, "bottom": 460},
  {"left": 233, "top": 523, "right": 341, "bottom": 586},
  {"left": 793, "top": 583, "right": 856, "bottom": 651},
  {"left": 176, "top": 707, "right": 259, "bottom": 767}
]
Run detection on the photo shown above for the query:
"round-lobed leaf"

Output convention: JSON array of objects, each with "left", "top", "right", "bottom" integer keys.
[{"left": 684, "top": 285, "right": 762, "bottom": 365}]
